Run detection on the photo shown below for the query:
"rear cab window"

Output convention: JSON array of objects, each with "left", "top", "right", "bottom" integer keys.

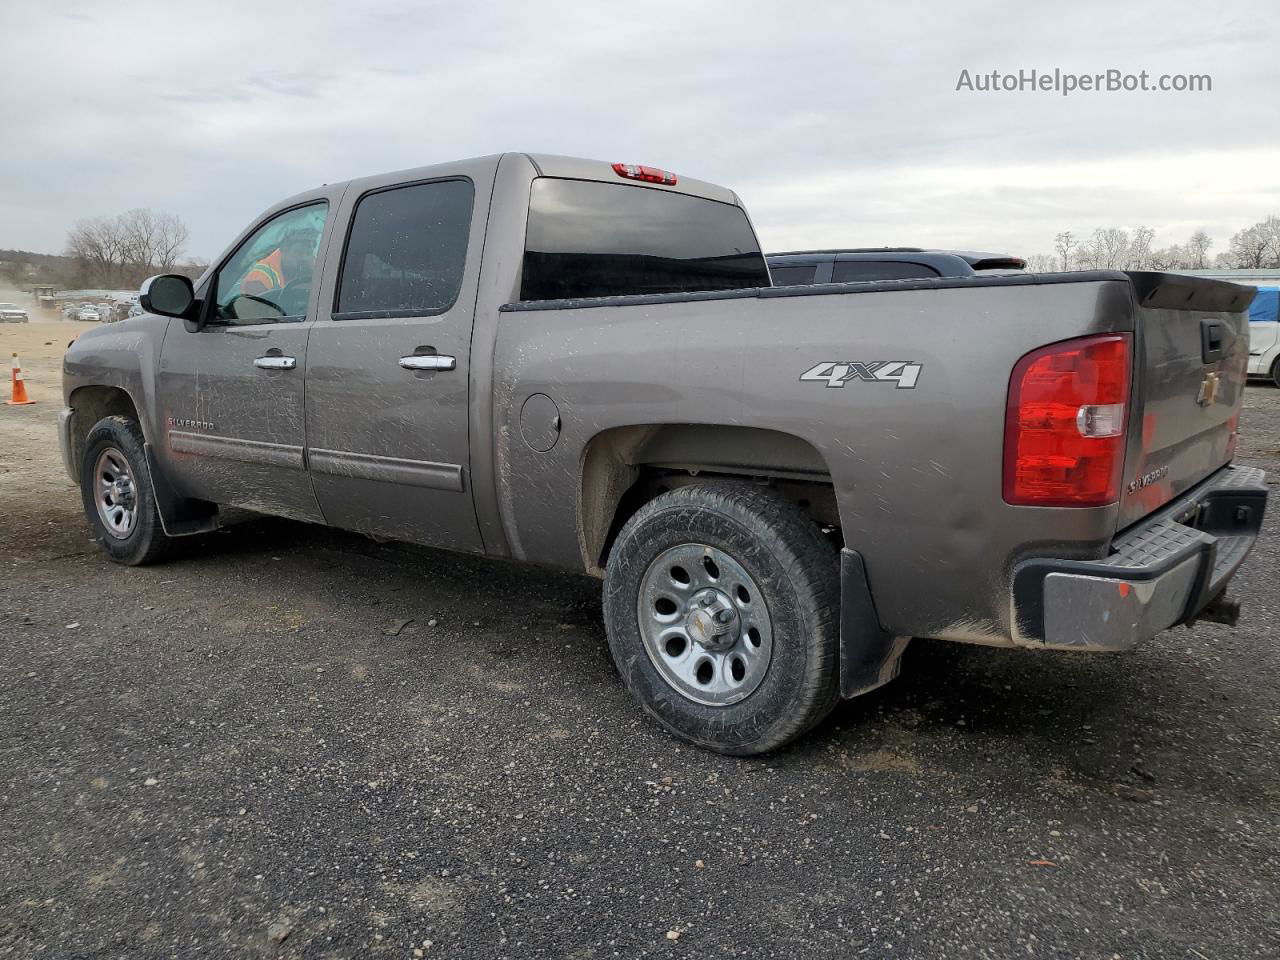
[{"left": 520, "top": 178, "right": 770, "bottom": 301}]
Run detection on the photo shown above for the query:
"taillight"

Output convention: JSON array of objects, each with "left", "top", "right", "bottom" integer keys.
[
  {"left": 612, "top": 162, "right": 678, "bottom": 186},
  {"left": 1003, "top": 333, "right": 1132, "bottom": 507}
]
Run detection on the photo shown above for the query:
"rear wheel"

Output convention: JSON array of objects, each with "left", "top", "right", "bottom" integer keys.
[
  {"left": 80, "top": 416, "right": 171, "bottom": 565},
  {"left": 1271, "top": 356, "right": 1280, "bottom": 389},
  {"left": 603, "top": 483, "right": 840, "bottom": 755}
]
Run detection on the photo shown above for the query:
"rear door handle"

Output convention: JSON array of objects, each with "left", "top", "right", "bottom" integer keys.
[
  {"left": 399, "top": 355, "right": 456, "bottom": 371},
  {"left": 254, "top": 356, "right": 296, "bottom": 370}
]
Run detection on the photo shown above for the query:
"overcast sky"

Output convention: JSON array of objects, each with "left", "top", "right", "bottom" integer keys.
[{"left": 2, "top": 0, "right": 1278, "bottom": 262}]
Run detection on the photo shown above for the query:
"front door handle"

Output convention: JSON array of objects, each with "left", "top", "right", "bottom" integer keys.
[
  {"left": 254, "top": 355, "right": 297, "bottom": 370},
  {"left": 399, "top": 355, "right": 456, "bottom": 372}
]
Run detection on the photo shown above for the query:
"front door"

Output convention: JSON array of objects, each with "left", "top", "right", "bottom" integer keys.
[
  {"left": 304, "top": 175, "right": 485, "bottom": 550},
  {"left": 156, "top": 201, "right": 332, "bottom": 522}
]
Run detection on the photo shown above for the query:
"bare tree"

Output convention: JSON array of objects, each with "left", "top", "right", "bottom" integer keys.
[
  {"left": 1098, "top": 228, "right": 1132, "bottom": 269},
  {"left": 1227, "top": 223, "right": 1273, "bottom": 268},
  {"left": 65, "top": 216, "right": 126, "bottom": 287},
  {"left": 1128, "top": 226, "right": 1155, "bottom": 270},
  {"left": 1024, "top": 253, "right": 1057, "bottom": 272},
  {"left": 1186, "top": 230, "right": 1212, "bottom": 269},
  {"left": 1053, "top": 231, "right": 1076, "bottom": 271},
  {"left": 1148, "top": 245, "right": 1188, "bottom": 271},
  {"left": 65, "top": 209, "right": 190, "bottom": 288}
]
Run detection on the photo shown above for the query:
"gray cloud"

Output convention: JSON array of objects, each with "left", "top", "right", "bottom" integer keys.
[{"left": 1, "top": 0, "right": 1277, "bottom": 262}]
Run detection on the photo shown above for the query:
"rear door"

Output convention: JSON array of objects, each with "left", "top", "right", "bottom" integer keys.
[
  {"left": 304, "top": 166, "right": 491, "bottom": 550},
  {"left": 155, "top": 199, "right": 336, "bottom": 521}
]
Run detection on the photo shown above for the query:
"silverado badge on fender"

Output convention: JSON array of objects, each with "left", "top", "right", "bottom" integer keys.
[{"left": 800, "top": 361, "right": 922, "bottom": 389}]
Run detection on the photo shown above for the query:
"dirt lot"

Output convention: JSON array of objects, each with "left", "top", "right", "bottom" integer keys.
[{"left": 2, "top": 318, "right": 1278, "bottom": 959}]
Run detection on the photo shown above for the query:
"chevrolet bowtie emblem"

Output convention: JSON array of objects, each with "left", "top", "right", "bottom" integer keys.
[{"left": 1196, "top": 372, "right": 1220, "bottom": 407}]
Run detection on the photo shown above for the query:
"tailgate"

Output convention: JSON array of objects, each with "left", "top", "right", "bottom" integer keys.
[{"left": 1117, "top": 272, "right": 1256, "bottom": 529}]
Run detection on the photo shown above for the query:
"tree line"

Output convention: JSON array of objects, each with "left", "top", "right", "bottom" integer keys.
[
  {"left": 1025, "top": 215, "right": 1280, "bottom": 273},
  {"left": 61, "top": 209, "right": 204, "bottom": 289}
]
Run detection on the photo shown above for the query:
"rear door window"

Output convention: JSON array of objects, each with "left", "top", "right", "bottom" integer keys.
[
  {"left": 832, "top": 260, "right": 940, "bottom": 283},
  {"left": 521, "top": 178, "right": 770, "bottom": 300},
  {"left": 335, "top": 179, "right": 474, "bottom": 319}
]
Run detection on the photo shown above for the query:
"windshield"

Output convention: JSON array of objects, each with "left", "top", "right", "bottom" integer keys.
[{"left": 521, "top": 178, "right": 769, "bottom": 301}]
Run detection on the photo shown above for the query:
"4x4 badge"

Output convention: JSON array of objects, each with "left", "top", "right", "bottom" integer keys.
[{"left": 800, "top": 361, "right": 922, "bottom": 389}]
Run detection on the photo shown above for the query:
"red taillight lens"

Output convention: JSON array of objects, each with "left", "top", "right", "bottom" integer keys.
[
  {"left": 1003, "top": 333, "right": 1132, "bottom": 507},
  {"left": 612, "top": 162, "right": 678, "bottom": 185}
]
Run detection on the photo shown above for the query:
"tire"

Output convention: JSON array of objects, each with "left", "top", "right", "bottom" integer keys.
[
  {"left": 1271, "top": 356, "right": 1280, "bottom": 389},
  {"left": 80, "top": 416, "right": 171, "bottom": 566},
  {"left": 603, "top": 482, "right": 840, "bottom": 755}
]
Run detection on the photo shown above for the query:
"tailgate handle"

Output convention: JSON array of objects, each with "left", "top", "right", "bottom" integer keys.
[{"left": 1200, "top": 320, "right": 1224, "bottom": 364}]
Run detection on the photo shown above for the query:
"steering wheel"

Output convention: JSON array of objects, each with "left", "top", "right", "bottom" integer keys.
[
  {"left": 222, "top": 293, "right": 286, "bottom": 322},
  {"left": 275, "top": 277, "right": 312, "bottom": 317}
]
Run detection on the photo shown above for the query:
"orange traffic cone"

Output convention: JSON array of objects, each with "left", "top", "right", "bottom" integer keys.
[{"left": 6, "top": 353, "right": 35, "bottom": 405}]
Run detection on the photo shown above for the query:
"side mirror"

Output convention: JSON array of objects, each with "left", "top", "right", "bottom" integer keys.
[{"left": 139, "top": 275, "right": 196, "bottom": 319}]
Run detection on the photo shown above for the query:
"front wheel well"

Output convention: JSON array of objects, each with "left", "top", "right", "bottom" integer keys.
[{"left": 67, "top": 386, "right": 142, "bottom": 479}]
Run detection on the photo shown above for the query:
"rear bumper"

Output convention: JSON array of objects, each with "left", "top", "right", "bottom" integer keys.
[{"left": 1012, "top": 464, "right": 1267, "bottom": 651}]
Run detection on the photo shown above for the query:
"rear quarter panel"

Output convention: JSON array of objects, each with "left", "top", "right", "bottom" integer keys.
[{"left": 491, "top": 275, "right": 1138, "bottom": 645}]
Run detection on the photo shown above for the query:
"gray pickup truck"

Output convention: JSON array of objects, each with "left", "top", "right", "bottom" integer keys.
[{"left": 60, "top": 152, "right": 1267, "bottom": 755}]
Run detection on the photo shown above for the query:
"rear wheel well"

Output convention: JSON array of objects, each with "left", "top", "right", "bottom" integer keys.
[
  {"left": 580, "top": 424, "right": 841, "bottom": 574},
  {"left": 68, "top": 386, "right": 141, "bottom": 479}
]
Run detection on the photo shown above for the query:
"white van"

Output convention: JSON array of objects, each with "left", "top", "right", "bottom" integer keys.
[{"left": 1246, "top": 287, "right": 1280, "bottom": 385}]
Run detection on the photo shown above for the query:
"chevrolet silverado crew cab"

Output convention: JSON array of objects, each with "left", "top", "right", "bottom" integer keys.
[{"left": 60, "top": 153, "right": 1267, "bottom": 755}]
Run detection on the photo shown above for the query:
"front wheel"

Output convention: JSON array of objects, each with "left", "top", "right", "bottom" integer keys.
[
  {"left": 80, "top": 416, "right": 171, "bottom": 565},
  {"left": 603, "top": 483, "right": 840, "bottom": 755}
]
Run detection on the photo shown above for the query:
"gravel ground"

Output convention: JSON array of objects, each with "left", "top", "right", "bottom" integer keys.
[{"left": 1, "top": 320, "right": 1278, "bottom": 959}]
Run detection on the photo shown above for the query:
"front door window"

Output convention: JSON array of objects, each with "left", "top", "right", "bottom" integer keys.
[{"left": 214, "top": 203, "right": 328, "bottom": 323}]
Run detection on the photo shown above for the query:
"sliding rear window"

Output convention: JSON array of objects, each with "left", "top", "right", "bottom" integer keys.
[{"left": 520, "top": 178, "right": 770, "bottom": 301}]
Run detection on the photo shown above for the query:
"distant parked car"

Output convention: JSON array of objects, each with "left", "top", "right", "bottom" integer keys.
[
  {"left": 767, "top": 248, "right": 1027, "bottom": 286},
  {"left": 127, "top": 304, "right": 144, "bottom": 318},
  {"left": 0, "top": 302, "right": 30, "bottom": 323},
  {"left": 76, "top": 305, "right": 101, "bottom": 322},
  {"left": 61, "top": 303, "right": 79, "bottom": 320}
]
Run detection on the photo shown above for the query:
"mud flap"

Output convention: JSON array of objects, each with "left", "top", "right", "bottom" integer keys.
[
  {"left": 144, "top": 442, "right": 219, "bottom": 537},
  {"left": 839, "top": 549, "right": 910, "bottom": 698}
]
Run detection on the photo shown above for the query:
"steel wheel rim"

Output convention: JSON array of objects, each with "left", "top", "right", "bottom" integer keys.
[
  {"left": 636, "top": 543, "right": 773, "bottom": 707},
  {"left": 94, "top": 447, "right": 138, "bottom": 540}
]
